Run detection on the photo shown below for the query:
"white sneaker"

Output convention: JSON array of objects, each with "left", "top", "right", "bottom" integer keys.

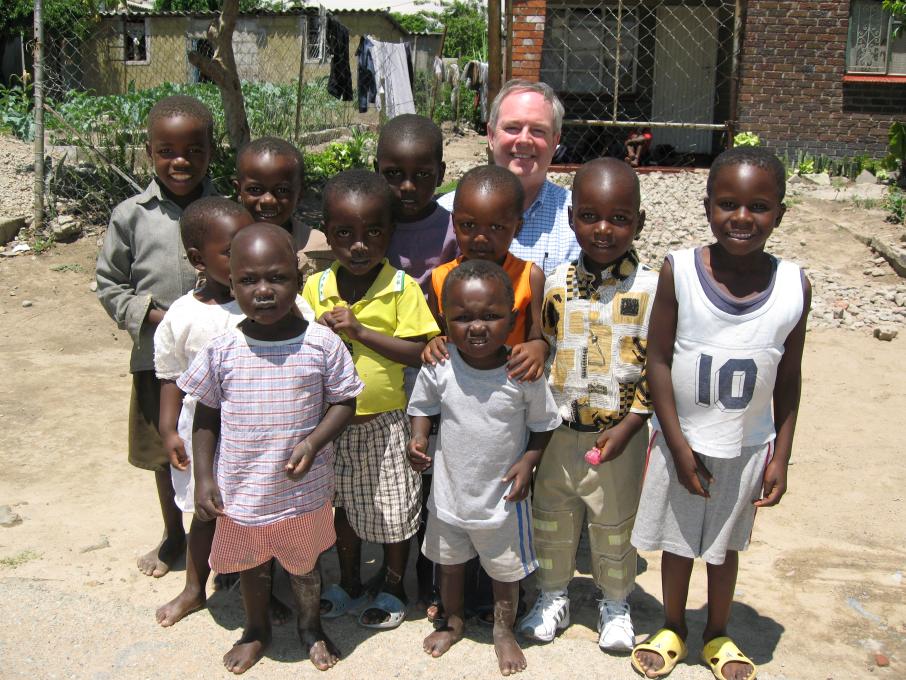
[
  {"left": 597, "top": 598, "right": 635, "bottom": 652},
  {"left": 517, "top": 591, "right": 570, "bottom": 642}
]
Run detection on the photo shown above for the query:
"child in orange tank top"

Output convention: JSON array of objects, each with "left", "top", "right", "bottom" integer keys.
[{"left": 423, "top": 166, "right": 548, "bottom": 383}]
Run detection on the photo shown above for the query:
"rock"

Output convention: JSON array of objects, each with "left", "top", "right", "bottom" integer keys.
[
  {"left": 0, "top": 505, "right": 22, "bottom": 527},
  {"left": 803, "top": 172, "right": 831, "bottom": 186},
  {"left": 79, "top": 536, "right": 110, "bottom": 553},
  {"left": 895, "top": 292, "right": 906, "bottom": 307},
  {"left": 88, "top": 280, "right": 97, "bottom": 293},
  {"left": 788, "top": 174, "right": 813, "bottom": 185},
  {"left": 50, "top": 214, "right": 81, "bottom": 241},
  {"left": 872, "top": 268, "right": 886, "bottom": 277},
  {"left": 21, "top": 300, "right": 32, "bottom": 308},
  {"left": 799, "top": 239, "right": 807, "bottom": 246},
  {"left": 875, "top": 653, "right": 890, "bottom": 667},
  {"left": 873, "top": 327, "right": 898, "bottom": 341},
  {"left": 0, "top": 216, "right": 25, "bottom": 245},
  {"left": 855, "top": 169, "right": 878, "bottom": 185}
]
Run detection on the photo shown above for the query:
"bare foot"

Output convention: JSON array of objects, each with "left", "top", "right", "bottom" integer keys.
[
  {"left": 423, "top": 620, "right": 464, "bottom": 658},
  {"left": 299, "top": 626, "right": 341, "bottom": 671},
  {"left": 270, "top": 594, "right": 293, "bottom": 626},
  {"left": 493, "top": 628, "right": 527, "bottom": 676},
  {"left": 634, "top": 648, "right": 667, "bottom": 678},
  {"left": 223, "top": 629, "right": 270, "bottom": 675},
  {"left": 137, "top": 534, "right": 185, "bottom": 578},
  {"left": 709, "top": 658, "right": 754, "bottom": 680},
  {"left": 155, "top": 588, "right": 205, "bottom": 627}
]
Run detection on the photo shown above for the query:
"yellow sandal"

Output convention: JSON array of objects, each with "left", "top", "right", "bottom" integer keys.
[
  {"left": 630, "top": 628, "right": 688, "bottom": 677},
  {"left": 701, "top": 636, "right": 757, "bottom": 680}
]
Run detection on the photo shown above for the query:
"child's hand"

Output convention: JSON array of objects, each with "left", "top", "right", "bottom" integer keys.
[
  {"left": 147, "top": 307, "right": 165, "bottom": 325},
  {"left": 502, "top": 457, "right": 534, "bottom": 502},
  {"left": 407, "top": 435, "right": 432, "bottom": 472},
  {"left": 287, "top": 439, "right": 316, "bottom": 480},
  {"left": 754, "top": 456, "right": 788, "bottom": 507},
  {"left": 194, "top": 478, "right": 225, "bottom": 522},
  {"left": 421, "top": 336, "right": 449, "bottom": 366},
  {"left": 162, "top": 430, "right": 189, "bottom": 471},
  {"left": 324, "top": 306, "right": 364, "bottom": 341},
  {"left": 587, "top": 415, "right": 644, "bottom": 465},
  {"left": 673, "top": 446, "right": 714, "bottom": 498},
  {"left": 507, "top": 340, "right": 546, "bottom": 382}
]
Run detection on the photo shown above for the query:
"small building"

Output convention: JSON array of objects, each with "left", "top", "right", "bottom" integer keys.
[
  {"left": 508, "top": 0, "right": 906, "bottom": 161},
  {"left": 76, "top": 7, "right": 440, "bottom": 97}
]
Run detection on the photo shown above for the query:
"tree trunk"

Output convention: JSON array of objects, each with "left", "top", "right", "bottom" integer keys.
[{"left": 187, "top": 0, "right": 250, "bottom": 149}]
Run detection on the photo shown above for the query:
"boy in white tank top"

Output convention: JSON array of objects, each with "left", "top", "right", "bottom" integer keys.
[{"left": 630, "top": 148, "right": 811, "bottom": 680}]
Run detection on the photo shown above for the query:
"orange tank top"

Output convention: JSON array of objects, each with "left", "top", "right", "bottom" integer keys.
[{"left": 431, "top": 253, "right": 533, "bottom": 347}]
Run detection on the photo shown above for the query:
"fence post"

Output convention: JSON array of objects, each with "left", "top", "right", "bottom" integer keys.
[
  {"left": 33, "top": 0, "right": 45, "bottom": 231},
  {"left": 727, "top": 0, "right": 745, "bottom": 149}
]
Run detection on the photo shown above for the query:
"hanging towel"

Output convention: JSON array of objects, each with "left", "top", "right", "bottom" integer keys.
[
  {"left": 357, "top": 37, "right": 415, "bottom": 117},
  {"left": 326, "top": 17, "right": 352, "bottom": 101}
]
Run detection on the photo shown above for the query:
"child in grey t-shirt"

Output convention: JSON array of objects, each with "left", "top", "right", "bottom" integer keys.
[{"left": 407, "top": 260, "right": 560, "bottom": 677}]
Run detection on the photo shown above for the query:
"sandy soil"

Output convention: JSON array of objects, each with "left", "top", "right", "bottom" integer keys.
[{"left": 1, "top": 132, "right": 904, "bottom": 679}]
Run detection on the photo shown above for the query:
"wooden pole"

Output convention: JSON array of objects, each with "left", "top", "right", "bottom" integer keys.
[
  {"left": 294, "top": 10, "right": 311, "bottom": 142},
  {"left": 428, "top": 26, "right": 448, "bottom": 121},
  {"left": 487, "top": 0, "right": 502, "bottom": 105}
]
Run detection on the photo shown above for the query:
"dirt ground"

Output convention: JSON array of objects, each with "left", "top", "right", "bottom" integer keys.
[{"left": 1, "top": 132, "right": 905, "bottom": 680}]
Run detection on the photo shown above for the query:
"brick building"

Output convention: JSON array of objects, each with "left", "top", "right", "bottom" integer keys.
[{"left": 509, "top": 0, "right": 906, "bottom": 161}]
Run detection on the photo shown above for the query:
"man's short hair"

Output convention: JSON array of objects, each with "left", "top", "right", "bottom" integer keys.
[
  {"left": 376, "top": 114, "right": 444, "bottom": 164},
  {"left": 707, "top": 146, "right": 787, "bottom": 202},
  {"left": 454, "top": 165, "right": 524, "bottom": 217},
  {"left": 180, "top": 197, "right": 251, "bottom": 251},
  {"left": 488, "top": 79, "right": 565, "bottom": 137},
  {"left": 237, "top": 136, "right": 305, "bottom": 183},
  {"left": 146, "top": 95, "right": 215, "bottom": 140},
  {"left": 441, "top": 258, "right": 515, "bottom": 311},
  {"left": 322, "top": 169, "right": 394, "bottom": 222}
]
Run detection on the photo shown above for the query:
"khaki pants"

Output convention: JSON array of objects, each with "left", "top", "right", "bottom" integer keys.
[{"left": 532, "top": 424, "right": 646, "bottom": 599}]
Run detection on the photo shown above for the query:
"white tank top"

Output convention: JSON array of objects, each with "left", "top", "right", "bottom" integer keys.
[{"left": 656, "top": 247, "right": 804, "bottom": 458}]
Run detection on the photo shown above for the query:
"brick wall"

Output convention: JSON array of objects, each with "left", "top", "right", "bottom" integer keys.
[
  {"left": 738, "top": 0, "right": 906, "bottom": 159},
  {"left": 510, "top": 0, "right": 545, "bottom": 81}
]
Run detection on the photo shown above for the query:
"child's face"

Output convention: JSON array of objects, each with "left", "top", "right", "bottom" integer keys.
[
  {"left": 189, "top": 212, "right": 255, "bottom": 288},
  {"left": 452, "top": 187, "right": 522, "bottom": 264},
  {"left": 570, "top": 171, "right": 643, "bottom": 268},
  {"left": 375, "top": 139, "right": 445, "bottom": 222},
  {"left": 704, "top": 163, "right": 785, "bottom": 258},
  {"left": 235, "top": 152, "right": 303, "bottom": 228},
  {"left": 443, "top": 277, "right": 515, "bottom": 369},
  {"left": 324, "top": 193, "right": 394, "bottom": 277},
  {"left": 146, "top": 115, "right": 211, "bottom": 201},
  {"left": 230, "top": 232, "right": 299, "bottom": 326}
]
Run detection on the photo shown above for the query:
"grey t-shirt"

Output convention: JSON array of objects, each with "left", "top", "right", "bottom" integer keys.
[{"left": 407, "top": 346, "right": 561, "bottom": 529}]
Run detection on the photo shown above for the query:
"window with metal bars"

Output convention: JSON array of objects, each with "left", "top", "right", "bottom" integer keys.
[
  {"left": 847, "top": 0, "right": 906, "bottom": 75},
  {"left": 540, "top": 6, "right": 639, "bottom": 94}
]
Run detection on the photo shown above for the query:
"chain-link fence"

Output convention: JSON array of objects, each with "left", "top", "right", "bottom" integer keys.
[
  {"left": 30, "top": 2, "right": 444, "bottom": 232},
  {"left": 524, "top": 0, "right": 741, "bottom": 167}
]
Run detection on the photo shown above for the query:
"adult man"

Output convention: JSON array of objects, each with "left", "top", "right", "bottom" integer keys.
[{"left": 439, "top": 80, "right": 580, "bottom": 275}]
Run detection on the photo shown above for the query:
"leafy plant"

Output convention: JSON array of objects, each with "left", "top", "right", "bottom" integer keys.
[
  {"left": 0, "top": 78, "right": 34, "bottom": 141},
  {"left": 885, "top": 188, "right": 906, "bottom": 223},
  {"left": 733, "top": 131, "right": 760, "bottom": 147},
  {"left": 798, "top": 156, "right": 816, "bottom": 175},
  {"left": 304, "top": 132, "right": 376, "bottom": 186},
  {"left": 0, "top": 550, "right": 39, "bottom": 568},
  {"left": 886, "top": 122, "right": 906, "bottom": 188}
]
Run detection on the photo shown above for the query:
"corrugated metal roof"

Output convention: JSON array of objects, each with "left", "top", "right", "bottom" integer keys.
[{"left": 99, "top": 7, "right": 319, "bottom": 18}]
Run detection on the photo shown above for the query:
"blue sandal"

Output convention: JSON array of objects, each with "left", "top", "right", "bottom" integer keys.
[
  {"left": 320, "top": 583, "right": 370, "bottom": 619},
  {"left": 358, "top": 592, "right": 407, "bottom": 630}
]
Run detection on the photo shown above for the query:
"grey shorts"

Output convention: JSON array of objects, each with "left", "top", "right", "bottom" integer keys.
[
  {"left": 421, "top": 500, "right": 538, "bottom": 583},
  {"left": 334, "top": 409, "right": 421, "bottom": 544},
  {"left": 630, "top": 431, "right": 770, "bottom": 565}
]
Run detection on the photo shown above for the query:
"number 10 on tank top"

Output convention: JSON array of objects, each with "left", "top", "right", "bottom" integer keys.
[{"left": 695, "top": 354, "right": 757, "bottom": 412}]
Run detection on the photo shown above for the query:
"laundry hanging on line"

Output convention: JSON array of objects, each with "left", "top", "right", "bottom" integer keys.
[
  {"left": 326, "top": 17, "right": 353, "bottom": 101},
  {"left": 356, "top": 36, "right": 415, "bottom": 118}
]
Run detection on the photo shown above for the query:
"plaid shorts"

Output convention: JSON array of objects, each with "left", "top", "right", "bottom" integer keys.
[
  {"left": 210, "top": 502, "right": 336, "bottom": 576},
  {"left": 334, "top": 409, "right": 421, "bottom": 543}
]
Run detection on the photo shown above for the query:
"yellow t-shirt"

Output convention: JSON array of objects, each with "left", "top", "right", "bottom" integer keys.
[{"left": 302, "top": 259, "right": 440, "bottom": 415}]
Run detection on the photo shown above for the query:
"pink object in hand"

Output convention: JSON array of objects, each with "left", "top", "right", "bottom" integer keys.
[{"left": 585, "top": 447, "right": 603, "bottom": 465}]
